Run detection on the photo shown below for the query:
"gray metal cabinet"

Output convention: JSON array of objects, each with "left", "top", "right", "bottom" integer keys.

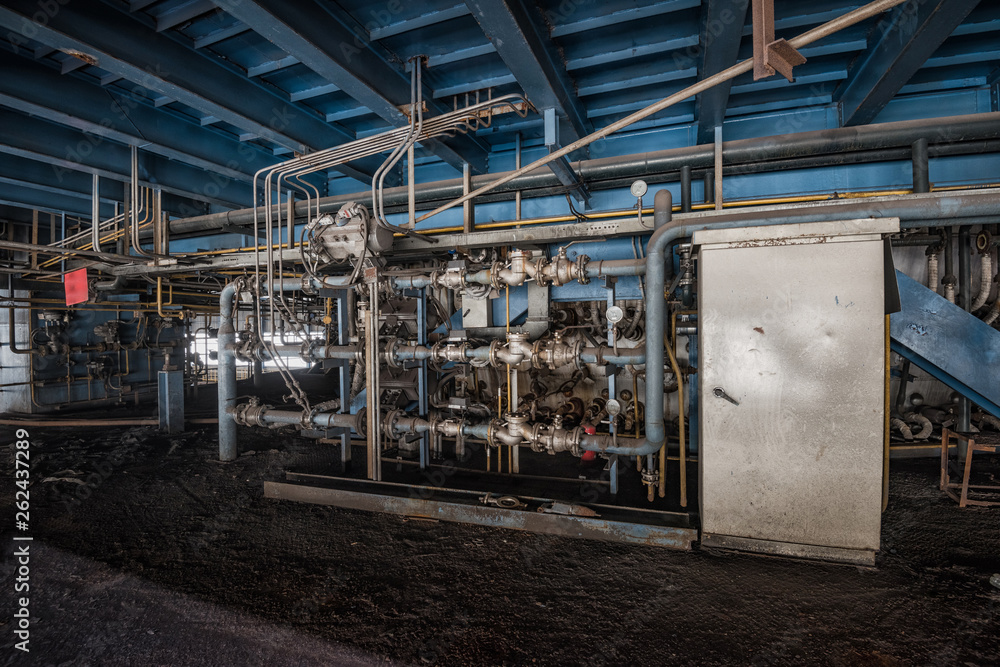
[{"left": 694, "top": 219, "right": 898, "bottom": 565}]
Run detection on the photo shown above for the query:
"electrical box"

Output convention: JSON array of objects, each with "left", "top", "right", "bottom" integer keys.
[{"left": 694, "top": 218, "right": 899, "bottom": 565}]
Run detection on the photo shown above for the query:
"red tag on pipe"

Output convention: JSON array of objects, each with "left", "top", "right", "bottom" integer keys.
[
  {"left": 581, "top": 424, "right": 597, "bottom": 461},
  {"left": 64, "top": 268, "right": 89, "bottom": 305}
]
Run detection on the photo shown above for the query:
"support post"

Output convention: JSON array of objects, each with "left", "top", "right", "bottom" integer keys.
[{"left": 158, "top": 369, "right": 184, "bottom": 434}]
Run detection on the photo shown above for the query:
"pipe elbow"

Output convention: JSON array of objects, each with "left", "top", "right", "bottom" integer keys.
[{"left": 653, "top": 189, "right": 673, "bottom": 229}]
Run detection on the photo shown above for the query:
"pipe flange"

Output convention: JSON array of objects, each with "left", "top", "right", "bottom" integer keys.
[
  {"left": 568, "top": 427, "right": 583, "bottom": 457},
  {"left": 575, "top": 254, "right": 590, "bottom": 285},
  {"left": 488, "top": 339, "right": 503, "bottom": 367},
  {"left": 486, "top": 419, "right": 504, "bottom": 448},
  {"left": 300, "top": 340, "right": 316, "bottom": 364},
  {"left": 383, "top": 408, "right": 404, "bottom": 440},
  {"left": 533, "top": 258, "right": 551, "bottom": 287},
  {"left": 530, "top": 340, "right": 545, "bottom": 369},
  {"left": 977, "top": 230, "right": 993, "bottom": 253},
  {"left": 529, "top": 423, "right": 547, "bottom": 453},
  {"left": 235, "top": 398, "right": 269, "bottom": 428},
  {"left": 384, "top": 338, "right": 403, "bottom": 368},
  {"left": 490, "top": 261, "right": 505, "bottom": 290}
]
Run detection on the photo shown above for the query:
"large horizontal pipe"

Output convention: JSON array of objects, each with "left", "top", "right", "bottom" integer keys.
[
  {"left": 167, "top": 111, "right": 1000, "bottom": 237},
  {"left": 228, "top": 407, "right": 361, "bottom": 431}
]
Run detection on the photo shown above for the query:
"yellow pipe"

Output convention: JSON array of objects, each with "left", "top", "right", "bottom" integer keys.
[{"left": 883, "top": 313, "right": 890, "bottom": 511}]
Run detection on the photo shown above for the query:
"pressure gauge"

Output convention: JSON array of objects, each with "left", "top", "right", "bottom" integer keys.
[
  {"left": 630, "top": 179, "right": 648, "bottom": 198},
  {"left": 606, "top": 399, "right": 622, "bottom": 416},
  {"left": 606, "top": 305, "right": 624, "bottom": 323}
]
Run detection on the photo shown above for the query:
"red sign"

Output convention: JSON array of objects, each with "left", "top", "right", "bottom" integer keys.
[{"left": 64, "top": 268, "right": 89, "bottom": 306}]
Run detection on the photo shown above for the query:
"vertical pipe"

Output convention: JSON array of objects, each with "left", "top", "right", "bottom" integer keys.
[
  {"left": 515, "top": 133, "right": 522, "bottom": 222},
  {"left": 713, "top": 126, "right": 723, "bottom": 210},
  {"left": 462, "top": 162, "right": 474, "bottom": 233},
  {"left": 703, "top": 171, "right": 714, "bottom": 206},
  {"left": 122, "top": 184, "right": 131, "bottom": 257},
  {"left": 943, "top": 227, "right": 955, "bottom": 303},
  {"left": 959, "top": 227, "right": 971, "bottom": 311},
  {"left": 59, "top": 212, "right": 65, "bottom": 275},
  {"left": 882, "top": 314, "right": 890, "bottom": 511},
  {"left": 958, "top": 227, "right": 972, "bottom": 434},
  {"left": 30, "top": 209, "right": 38, "bottom": 269},
  {"left": 407, "top": 143, "right": 416, "bottom": 228},
  {"left": 286, "top": 190, "right": 295, "bottom": 250},
  {"left": 680, "top": 165, "right": 692, "bottom": 213},
  {"left": 91, "top": 174, "right": 100, "bottom": 252},
  {"left": 911, "top": 138, "right": 929, "bottom": 194},
  {"left": 218, "top": 282, "right": 238, "bottom": 461}
]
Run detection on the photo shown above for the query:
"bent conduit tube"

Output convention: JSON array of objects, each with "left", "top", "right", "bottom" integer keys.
[
  {"left": 218, "top": 275, "right": 356, "bottom": 460},
  {"left": 579, "top": 212, "right": 864, "bottom": 457},
  {"left": 972, "top": 253, "right": 992, "bottom": 311}
]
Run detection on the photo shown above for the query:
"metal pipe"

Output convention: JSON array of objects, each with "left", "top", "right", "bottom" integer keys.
[
  {"left": 236, "top": 408, "right": 361, "bottom": 431},
  {"left": 680, "top": 165, "right": 692, "bottom": 213},
  {"left": 6, "top": 304, "right": 33, "bottom": 355},
  {"left": 959, "top": 227, "right": 971, "bottom": 311},
  {"left": 91, "top": 173, "right": 100, "bottom": 252},
  {"left": 410, "top": 0, "right": 911, "bottom": 226},
  {"left": 653, "top": 189, "right": 673, "bottom": 230},
  {"left": 166, "top": 109, "right": 1000, "bottom": 238},
  {"left": 581, "top": 211, "right": 902, "bottom": 456},
  {"left": 912, "top": 138, "right": 929, "bottom": 194},
  {"left": 218, "top": 281, "right": 238, "bottom": 461},
  {"left": 958, "top": 227, "right": 972, "bottom": 433}
]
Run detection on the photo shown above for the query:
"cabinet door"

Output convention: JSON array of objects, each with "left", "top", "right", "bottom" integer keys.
[{"left": 698, "top": 238, "right": 884, "bottom": 552}]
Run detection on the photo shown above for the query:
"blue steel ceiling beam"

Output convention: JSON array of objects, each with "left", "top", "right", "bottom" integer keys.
[
  {"left": 370, "top": 4, "right": 471, "bottom": 40},
  {"left": 695, "top": 0, "right": 751, "bottom": 145},
  {"left": 463, "top": 0, "right": 590, "bottom": 145},
  {"left": 213, "top": 0, "right": 489, "bottom": 173},
  {"left": 564, "top": 27, "right": 699, "bottom": 71},
  {"left": 0, "top": 154, "right": 207, "bottom": 217},
  {"left": 0, "top": 110, "right": 252, "bottom": 210},
  {"left": 836, "top": 0, "right": 979, "bottom": 126},
  {"left": 0, "top": 52, "right": 276, "bottom": 183},
  {"left": 193, "top": 22, "right": 249, "bottom": 49},
  {"left": 577, "top": 62, "right": 697, "bottom": 98},
  {"left": 0, "top": 0, "right": 383, "bottom": 184},
  {"left": 923, "top": 35, "right": 1000, "bottom": 70},
  {"left": 155, "top": 0, "right": 217, "bottom": 32},
  {"left": 0, "top": 183, "right": 117, "bottom": 219},
  {"left": 549, "top": 0, "right": 700, "bottom": 37}
]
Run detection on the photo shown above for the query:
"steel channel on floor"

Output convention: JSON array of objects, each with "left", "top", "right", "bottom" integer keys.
[{"left": 264, "top": 474, "right": 697, "bottom": 550}]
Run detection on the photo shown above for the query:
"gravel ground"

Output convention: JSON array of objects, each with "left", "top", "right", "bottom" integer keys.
[{"left": 1, "top": 422, "right": 998, "bottom": 666}]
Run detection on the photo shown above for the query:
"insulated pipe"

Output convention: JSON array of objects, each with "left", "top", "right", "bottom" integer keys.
[
  {"left": 217, "top": 281, "right": 238, "bottom": 461},
  {"left": 912, "top": 138, "right": 929, "bottom": 194},
  {"left": 653, "top": 189, "right": 672, "bottom": 230},
  {"left": 943, "top": 227, "right": 956, "bottom": 303},
  {"left": 680, "top": 166, "right": 692, "bottom": 213},
  {"left": 959, "top": 227, "right": 972, "bottom": 311},
  {"left": 164, "top": 111, "right": 1000, "bottom": 237},
  {"left": 972, "top": 253, "right": 992, "bottom": 311},
  {"left": 927, "top": 252, "right": 939, "bottom": 294}
]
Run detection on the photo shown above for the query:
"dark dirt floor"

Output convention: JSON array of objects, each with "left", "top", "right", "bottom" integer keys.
[{"left": 1, "top": 420, "right": 998, "bottom": 666}]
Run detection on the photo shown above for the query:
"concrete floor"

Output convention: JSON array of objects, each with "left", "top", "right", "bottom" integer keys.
[{"left": 2, "top": 422, "right": 999, "bottom": 666}]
